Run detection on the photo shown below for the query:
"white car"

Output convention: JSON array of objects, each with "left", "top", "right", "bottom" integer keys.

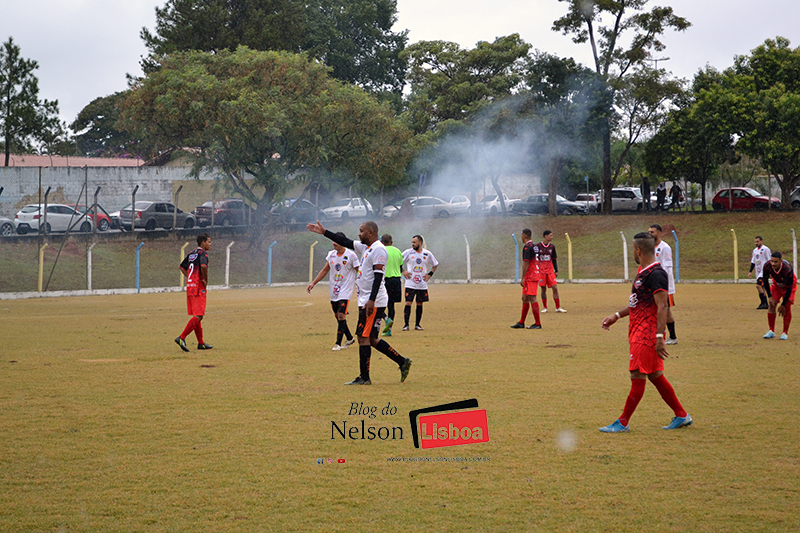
[
  {"left": 574, "top": 193, "right": 600, "bottom": 213},
  {"left": 322, "top": 197, "right": 374, "bottom": 221},
  {"left": 0, "top": 216, "right": 14, "bottom": 236},
  {"left": 475, "top": 194, "right": 520, "bottom": 215},
  {"left": 381, "top": 197, "right": 416, "bottom": 219},
  {"left": 448, "top": 195, "right": 471, "bottom": 215},
  {"left": 409, "top": 196, "right": 455, "bottom": 218},
  {"left": 14, "top": 204, "right": 94, "bottom": 234}
]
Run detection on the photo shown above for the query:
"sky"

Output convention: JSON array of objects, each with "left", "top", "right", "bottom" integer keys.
[{"left": 3, "top": 0, "right": 800, "bottom": 125}]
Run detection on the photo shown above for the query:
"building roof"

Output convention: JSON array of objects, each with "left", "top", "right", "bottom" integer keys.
[{"left": 4, "top": 154, "right": 144, "bottom": 167}]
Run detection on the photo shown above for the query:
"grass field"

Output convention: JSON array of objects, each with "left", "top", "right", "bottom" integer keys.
[{"left": 1, "top": 282, "right": 798, "bottom": 532}]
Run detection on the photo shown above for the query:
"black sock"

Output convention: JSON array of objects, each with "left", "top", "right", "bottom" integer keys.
[
  {"left": 359, "top": 344, "right": 371, "bottom": 380},
  {"left": 336, "top": 329, "right": 344, "bottom": 345},
  {"left": 760, "top": 293, "right": 768, "bottom": 305},
  {"left": 404, "top": 306, "right": 411, "bottom": 327},
  {"left": 338, "top": 319, "right": 352, "bottom": 341},
  {"left": 388, "top": 302, "right": 395, "bottom": 321},
  {"left": 374, "top": 340, "right": 405, "bottom": 366},
  {"left": 667, "top": 321, "right": 676, "bottom": 339},
  {"left": 415, "top": 305, "right": 423, "bottom": 326}
]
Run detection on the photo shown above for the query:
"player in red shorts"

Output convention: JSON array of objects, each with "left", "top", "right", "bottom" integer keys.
[
  {"left": 538, "top": 230, "right": 566, "bottom": 313},
  {"left": 510, "top": 229, "right": 542, "bottom": 329},
  {"left": 176, "top": 234, "right": 213, "bottom": 351},
  {"left": 599, "top": 232, "right": 691, "bottom": 432},
  {"left": 761, "top": 251, "right": 797, "bottom": 340}
]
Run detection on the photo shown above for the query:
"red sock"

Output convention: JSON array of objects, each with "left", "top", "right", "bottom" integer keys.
[
  {"left": 783, "top": 306, "right": 792, "bottom": 334},
  {"left": 541, "top": 298, "right": 547, "bottom": 310},
  {"left": 194, "top": 321, "right": 204, "bottom": 344},
  {"left": 619, "top": 378, "right": 646, "bottom": 426},
  {"left": 520, "top": 302, "right": 530, "bottom": 323},
  {"left": 768, "top": 312, "right": 776, "bottom": 331},
  {"left": 532, "top": 302, "right": 541, "bottom": 325},
  {"left": 181, "top": 317, "right": 199, "bottom": 339},
  {"left": 555, "top": 298, "right": 561, "bottom": 309},
  {"left": 650, "top": 374, "right": 687, "bottom": 417}
]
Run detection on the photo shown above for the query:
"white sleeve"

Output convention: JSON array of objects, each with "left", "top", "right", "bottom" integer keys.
[
  {"left": 427, "top": 250, "right": 439, "bottom": 268},
  {"left": 350, "top": 250, "right": 360, "bottom": 270},
  {"left": 372, "top": 247, "right": 388, "bottom": 269}
]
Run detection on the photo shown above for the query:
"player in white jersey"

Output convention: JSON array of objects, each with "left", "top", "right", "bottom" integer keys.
[
  {"left": 401, "top": 235, "right": 439, "bottom": 331},
  {"left": 307, "top": 219, "right": 412, "bottom": 385},
  {"left": 307, "top": 236, "right": 360, "bottom": 351},
  {"left": 649, "top": 224, "right": 678, "bottom": 345},
  {"left": 748, "top": 236, "right": 771, "bottom": 309}
]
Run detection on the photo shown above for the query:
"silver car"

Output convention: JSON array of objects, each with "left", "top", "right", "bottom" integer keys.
[
  {"left": 120, "top": 201, "right": 196, "bottom": 230},
  {"left": 14, "top": 204, "right": 94, "bottom": 234},
  {"left": 0, "top": 216, "right": 14, "bottom": 236}
]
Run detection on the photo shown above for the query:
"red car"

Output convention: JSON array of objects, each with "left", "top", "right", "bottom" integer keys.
[
  {"left": 712, "top": 188, "right": 781, "bottom": 211},
  {"left": 69, "top": 204, "right": 113, "bottom": 231}
]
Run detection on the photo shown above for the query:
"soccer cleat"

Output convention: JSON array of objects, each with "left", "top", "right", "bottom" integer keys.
[
  {"left": 197, "top": 343, "right": 213, "bottom": 350},
  {"left": 382, "top": 318, "right": 393, "bottom": 334},
  {"left": 599, "top": 419, "right": 629, "bottom": 433},
  {"left": 415, "top": 325, "right": 424, "bottom": 331},
  {"left": 345, "top": 376, "right": 371, "bottom": 385},
  {"left": 756, "top": 303, "right": 769, "bottom": 310},
  {"left": 402, "top": 325, "right": 409, "bottom": 331},
  {"left": 332, "top": 344, "right": 342, "bottom": 351},
  {"left": 343, "top": 338, "right": 356, "bottom": 349},
  {"left": 400, "top": 358, "right": 412, "bottom": 382},
  {"left": 527, "top": 324, "right": 542, "bottom": 329},
  {"left": 541, "top": 308, "right": 548, "bottom": 313},
  {"left": 665, "top": 338, "right": 678, "bottom": 345},
  {"left": 662, "top": 414, "right": 693, "bottom": 430},
  {"left": 556, "top": 307, "right": 567, "bottom": 313},
  {"left": 175, "top": 337, "right": 189, "bottom": 352},
  {"left": 382, "top": 330, "right": 392, "bottom": 337},
  {"left": 780, "top": 333, "right": 789, "bottom": 340},
  {"left": 510, "top": 322, "right": 525, "bottom": 329},
  {"left": 763, "top": 330, "right": 776, "bottom": 339}
]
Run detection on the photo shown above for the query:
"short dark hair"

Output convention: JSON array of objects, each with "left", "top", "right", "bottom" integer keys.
[
  {"left": 772, "top": 251, "right": 782, "bottom": 259},
  {"left": 522, "top": 229, "right": 532, "bottom": 237},
  {"left": 633, "top": 232, "right": 655, "bottom": 254},
  {"left": 755, "top": 236, "right": 763, "bottom": 240},
  {"left": 649, "top": 224, "right": 662, "bottom": 232},
  {"left": 543, "top": 230, "right": 552, "bottom": 237},
  {"left": 381, "top": 234, "right": 392, "bottom": 245},
  {"left": 413, "top": 234, "right": 424, "bottom": 245},
  {"left": 334, "top": 231, "right": 346, "bottom": 240},
  {"left": 197, "top": 233, "right": 210, "bottom": 246}
]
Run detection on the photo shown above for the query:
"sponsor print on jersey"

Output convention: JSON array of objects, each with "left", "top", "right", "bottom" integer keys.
[
  {"left": 189, "top": 253, "right": 198, "bottom": 262},
  {"left": 333, "top": 273, "right": 344, "bottom": 282},
  {"left": 629, "top": 293, "right": 639, "bottom": 307},
  {"left": 413, "top": 265, "right": 424, "bottom": 272},
  {"left": 333, "top": 285, "right": 342, "bottom": 295},
  {"left": 413, "top": 275, "right": 422, "bottom": 284},
  {"left": 334, "top": 263, "right": 342, "bottom": 271}
]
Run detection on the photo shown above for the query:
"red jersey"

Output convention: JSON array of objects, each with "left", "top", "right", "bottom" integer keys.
[
  {"left": 522, "top": 240, "right": 540, "bottom": 281},
  {"left": 761, "top": 259, "right": 797, "bottom": 306},
  {"left": 536, "top": 242, "right": 557, "bottom": 274},
  {"left": 181, "top": 247, "right": 208, "bottom": 295},
  {"left": 628, "top": 262, "right": 668, "bottom": 348}
]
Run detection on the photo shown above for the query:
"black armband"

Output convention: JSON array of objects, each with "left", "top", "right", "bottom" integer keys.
[
  {"left": 750, "top": 263, "right": 755, "bottom": 273},
  {"left": 370, "top": 271, "right": 384, "bottom": 301},
  {"left": 552, "top": 258, "right": 558, "bottom": 273},
  {"left": 323, "top": 229, "right": 355, "bottom": 250},
  {"left": 427, "top": 271, "right": 434, "bottom": 277}
]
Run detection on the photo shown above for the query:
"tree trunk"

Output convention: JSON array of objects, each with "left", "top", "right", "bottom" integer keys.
[
  {"left": 601, "top": 124, "right": 613, "bottom": 214},
  {"left": 491, "top": 176, "right": 506, "bottom": 215}
]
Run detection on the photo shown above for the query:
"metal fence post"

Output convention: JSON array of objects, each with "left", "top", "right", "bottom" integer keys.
[
  {"left": 268, "top": 241, "right": 277, "bottom": 286},
  {"left": 87, "top": 242, "right": 96, "bottom": 291},
  {"left": 512, "top": 233, "right": 519, "bottom": 283},
  {"left": 565, "top": 233, "right": 573, "bottom": 281},
  {"left": 671, "top": 229, "right": 680, "bottom": 281},
  {"left": 226, "top": 241, "right": 235, "bottom": 287},
  {"left": 180, "top": 242, "right": 190, "bottom": 287},
  {"left": 136, "top": 242, "right": 145, "bottom": 293},
  {"left": 621, "top": 232, "right": 629, "bottom": 282},
  {"left": 463, "top": 235, "right": 471, "bottom": 283},
  {"left": 731, "top": 229, "right": 738, "bottom": 283},
  {"left": 309, "top": 241, "right": 319, "bottom": 283},
  {"left": 38, "top": 243, "right": 48, "bottom": 292}
]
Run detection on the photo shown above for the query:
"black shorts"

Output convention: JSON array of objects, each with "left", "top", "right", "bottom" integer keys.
[
  {"left": 356, "top": 306, "right": 386, "bottom": 339},
  {"left": 405, "top": 288, "right": 429, "bottom": 303},
  {"left": 385, "top": 277, "right": 402, "bottom": 304},
  {"left": 331, "top": 300, "right": 349, "bottom": 315},
  {"left": 756, "top": 277, "right": 765, "bottom": 288}
]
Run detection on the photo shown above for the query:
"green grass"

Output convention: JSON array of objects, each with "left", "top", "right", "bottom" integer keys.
[{"left": 1, "top": 283, "right": 798, "bottom": 531}]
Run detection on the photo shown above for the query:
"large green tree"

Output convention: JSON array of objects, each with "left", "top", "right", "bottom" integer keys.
[
  {"left": 0, "top": 37, "right": 61, "bottom": 166},
  {"left": 140, "top": 0, "right": 408, "bottom": 95},
  {"left": 120, "top": 47, "right": 412, "bottom": 224},
  {"left": 70, "top": 91, "right": 155, "bottom": 159},
  {"left": 553, "top": 0, "right": 690, "bottom": 213}
]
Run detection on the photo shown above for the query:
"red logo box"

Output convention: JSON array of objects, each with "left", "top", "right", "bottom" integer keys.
[{"left": 417, "top": 409, "right": 489, "bottom": 449}]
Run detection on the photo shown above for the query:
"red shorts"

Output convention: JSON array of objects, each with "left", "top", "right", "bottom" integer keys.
[
  {"left": 538, "top": 271, "right": 557, "bottom": 287},
  {"left": 187, "top": 291, "right": 207, "bottom": 316},
  {"left": 522, "top": 278, "right": 538, "bottom": 296},
  {"left": 629, "top": 343, "right": 664, "bottom": 374},
  {"left": 771, "top": 285, "right": 796, "bottom": 305}
]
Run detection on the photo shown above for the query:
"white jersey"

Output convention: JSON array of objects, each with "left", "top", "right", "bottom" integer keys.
[
  {"left": 751, "top": 245, "right": 771, "bottom": 279},
  {"left": 654, "top": 240, "right": 675, "bottom": 294},
  {"left": 354, "top": 240, "right": 388, "bottom": 307},
  {"left": 325, "top": 249, "right": 359, "bottom": 302},
  {"left": 402, "top": 248, "right": 439, "bottom": 290}
]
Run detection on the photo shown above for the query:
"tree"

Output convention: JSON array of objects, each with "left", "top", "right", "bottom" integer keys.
[
  {"left": 70, "top": 91, "right": 155, "bottom": 159},
  {"left": 140, "top": 0, "right": 408, "bottom": 95},
  {"left": 0, "top": 37, "right": 61, "bottom": 166},
  {"left": 553, "top": 0, "right": 690, "bottom": 213},
  {"left": 120, "top": 47, "right": 412, "bottom": 229}
]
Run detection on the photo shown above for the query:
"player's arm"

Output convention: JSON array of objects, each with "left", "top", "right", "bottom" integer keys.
[
  {"left": 401, "top": 251, "right": 411, "bottom": 279},
  {"left": 306, "top": 221, "right": 356, "bottom": 250},
  {"left": 520, "top": 260, "right": 529, "bottom": 287},
  {"left": 601, "top": 306, "right": 629, "bottom": 330},
  {"left": 761, "top": 270, "right": 773, "bottom": 301},
  {"left": 180, "top": 266, "right": 188, "bottom": 277},
  {"left": 654, "top": 290, "right": 670, "bottom": 359},
  {"left": 778, "top": 268, "right": 794, "bottom": 312},
  {"left": 200, "top": 264, "right": 208, "bottom": 285},
  {"left": 424, "top": 258, "right": 438, "bottom": 282},
  {"left": 365, "top": 263, "right": 385, "bottom": 315},
  {"left": 307, "top": 262, "right": 331, "bottom": 293},
  {"left": 748, "top": 260, "right": 755, "bottom": 278}
]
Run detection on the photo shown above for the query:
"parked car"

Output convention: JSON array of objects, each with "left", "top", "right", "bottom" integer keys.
[
  {"left": 448, "top": 195, "right": 471, "bottom": 215},
  {"left": 194, "top": 198, "right": 254, "bottom": 227},
  {"left": 711, "top": 188, "right": 781, "bottom": 211},
  {"left": 790, "top": 186, "right": 800, "bottom": 209},
  {"left": 270, "top": 198, "right": 319, "bottom": 225},
  {"left": 68, "top": 204, "right": 113, "bottom": 231},
  {"left": 381, "top": 197, "right": 417, "bottom": 219},
  {"left": 119, "top": 201, "right": 196, "bottom": 230},
  {"left": 408, "top": 196, "right": 456, "bottom": 218},
  {"left": 1, "top": 216, "right": 14, "bottom": 236},
  {"left": 14, "top": 204, "right": 94, "bottom": 234},
  {"left": 475, "top": 194, "right": 520, "bottom": 215},
  {"left": 322, "top": 197, "right": 373, "bottom": 221},
  {"left": 602, "top": 187, "right": 645, "bottom": 212},
  {"left": 512, "top": 194, "right": 588, "bottom": 215},
  {"left": 574, "top": 192, "right": 601, "bottom": 213}
]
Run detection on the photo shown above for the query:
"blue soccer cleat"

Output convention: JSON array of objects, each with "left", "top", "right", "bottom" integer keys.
[
  {"left": 599, "top": 419, "right": 629, "bottom": 433},
  {"left": 662, "top": 414, "right": 693, "bottom": 430},
  {"left": 763, "top": 330, "right": 775, "bottom": 339},
  {"left": 780, "top": 333, "right": 788, "bottom": 340}
]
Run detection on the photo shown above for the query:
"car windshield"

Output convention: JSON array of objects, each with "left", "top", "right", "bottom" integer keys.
[
  {"left": 20, "top": 205, "right": 41, "bottom": 213},
  {"left": 632, "top": 189, "right": 643, "bottom": 198},
  {"left": 743, "top": 188, "right": 762, "bottom": 197},
  {"left": 556, "top": 195, "right": 568, "bottom": 202},
  {"left": 481, "top": 196, "right": 497, "bottom": 203},
  {"left": 331, "top": 199, "right": 352, "bottom": 207}
]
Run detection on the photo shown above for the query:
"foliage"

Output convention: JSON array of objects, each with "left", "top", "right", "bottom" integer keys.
[
  {"left": 70, "top": 91, "right": 153, "bottom": 159},
  {"left": 0, "top": 37, "right": 61, "bottom": 166},
  {"left": 140, "top": 0, "right": 408, "bottom": 95}
]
